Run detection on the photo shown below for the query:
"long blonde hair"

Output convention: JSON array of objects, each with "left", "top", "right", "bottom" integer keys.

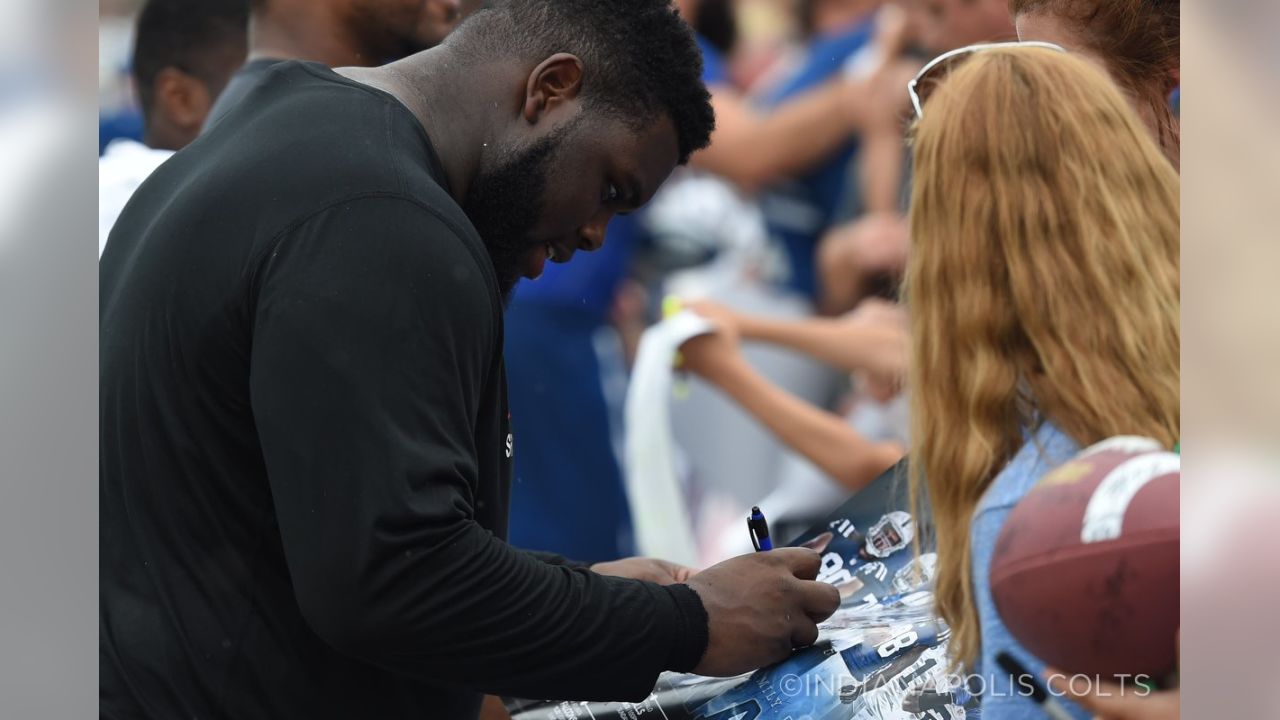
[{"left": 904, "top": 48, "right": 1179, "bottom": 668}]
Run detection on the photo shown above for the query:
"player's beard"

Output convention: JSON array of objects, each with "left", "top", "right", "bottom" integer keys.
[{"left": 463, "top": 117, "right": 581, "bottom": 303}]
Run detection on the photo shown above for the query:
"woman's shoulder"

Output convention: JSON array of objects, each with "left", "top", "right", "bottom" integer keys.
[{"left": 978, "top": 422, "right": 1081, "bottom": 516}]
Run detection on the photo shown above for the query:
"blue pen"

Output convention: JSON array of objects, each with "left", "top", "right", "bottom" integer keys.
[{"left": 748, "top": 506, "right": 773, "bottom": 551}]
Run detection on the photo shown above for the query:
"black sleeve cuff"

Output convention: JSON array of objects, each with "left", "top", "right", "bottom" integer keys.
[{"left": 662, "top": 583, "right": 709, "bottom": 673}]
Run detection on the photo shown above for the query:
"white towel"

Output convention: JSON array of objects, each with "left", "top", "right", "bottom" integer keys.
[{"left": 623, "top": 311, "right": 714, "bottom": 567}]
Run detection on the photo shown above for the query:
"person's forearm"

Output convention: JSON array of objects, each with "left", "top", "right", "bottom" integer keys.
[
  {"left": 857, "top": 57, "right": 917, "bottom": 215},
  {"left": 738, "top": 314, "right": 874, "bottom": 374},
  {"left": 705, "top": 356, "right": 888, "bottom": 491},
  {"left": 694, "top": 80, "right": 868, "bottom": 192},
  {"left": 296, "top": 522, "right": 707, "bottom": 702},
  {"left": 858, "top": 121, "right": 906, "bottom": 215}
]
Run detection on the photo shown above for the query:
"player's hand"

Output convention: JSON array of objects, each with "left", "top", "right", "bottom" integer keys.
[
  {"left": 687, "top": 548, "right": 841, "bottom": 677},
  {"left": 1045, "top": 671, "right": 1179, "bottom": 720},
  {"left": 591, "top": 557, "right": 697, "bottom": 585},
  {"left": 798, "top": 531, "right": 834, "bottom": 553}
]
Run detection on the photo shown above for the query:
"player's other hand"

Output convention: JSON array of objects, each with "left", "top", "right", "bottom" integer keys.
[
  {"left": 1045, "top": 671, "right": 1179, "bottom": 720},
  {"left": 590, "top": 557, "right": 696, "bottom": 585},
  {"left": 687, "top": 548, "right": 840, "bottom": 677}
]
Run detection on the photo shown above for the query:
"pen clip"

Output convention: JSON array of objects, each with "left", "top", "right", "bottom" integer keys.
[{"left": 747, "top": 508, "right": 770, "bottom": 551}]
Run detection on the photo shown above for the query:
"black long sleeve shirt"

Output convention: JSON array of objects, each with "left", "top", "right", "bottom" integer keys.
[{"left": 100, "top": 61, "right": 708, "bottom": 720}]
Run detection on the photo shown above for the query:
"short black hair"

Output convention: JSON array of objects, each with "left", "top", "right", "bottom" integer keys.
[
  {"left": 131, "top": 0, "right": 249, "bottom": 120},
  {"left": 451, "top": 0, "right": 715, "bottom": 164}
]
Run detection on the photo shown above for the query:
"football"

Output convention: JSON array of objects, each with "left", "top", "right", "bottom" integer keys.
[{"left": 990, "top": 436, "right": 1180, "bottom": 680}]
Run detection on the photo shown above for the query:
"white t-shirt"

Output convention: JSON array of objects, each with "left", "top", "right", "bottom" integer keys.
[{"left": 99, "top": 138, "right": 173, "bottom": 257}]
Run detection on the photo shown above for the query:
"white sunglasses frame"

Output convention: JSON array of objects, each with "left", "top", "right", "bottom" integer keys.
[{"left": 907, "top": 41, "right": 1068, "bottom": 119}]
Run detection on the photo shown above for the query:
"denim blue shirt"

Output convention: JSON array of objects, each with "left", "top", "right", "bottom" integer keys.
[{"left": 970, "top": 422, "right": 1090, "bottom": 719}]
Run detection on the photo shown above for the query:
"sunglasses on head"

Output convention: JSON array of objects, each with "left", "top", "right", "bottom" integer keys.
[{"left": 907, "top": 41, "right": 1067, "bottom": 119}]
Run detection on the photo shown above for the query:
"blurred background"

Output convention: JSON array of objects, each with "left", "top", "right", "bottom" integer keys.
[{"left": 99, "top": 0, "right": 145, "bottom": 152}]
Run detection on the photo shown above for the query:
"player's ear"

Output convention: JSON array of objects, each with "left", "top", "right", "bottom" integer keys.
[{"left": 521, "top": 53, "right": 584, "bottom": 124}]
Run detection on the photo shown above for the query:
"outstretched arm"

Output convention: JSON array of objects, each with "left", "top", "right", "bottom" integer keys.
[
  {"left": 692, "top": 78, "right": 871, "bottom": 193},
  {"left": 688, "top": 298, "right": 907, "bottom": 400},
  {"left": 679, "top": 329, "right": 903, "bottom": 491},
  {"left": 857, "top": 57, "right": 920, "bottom": 214}
]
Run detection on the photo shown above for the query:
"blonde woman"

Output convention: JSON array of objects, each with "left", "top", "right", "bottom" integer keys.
[{"left": 904, "top": 46, "right": 1179, "bottom": 718}]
